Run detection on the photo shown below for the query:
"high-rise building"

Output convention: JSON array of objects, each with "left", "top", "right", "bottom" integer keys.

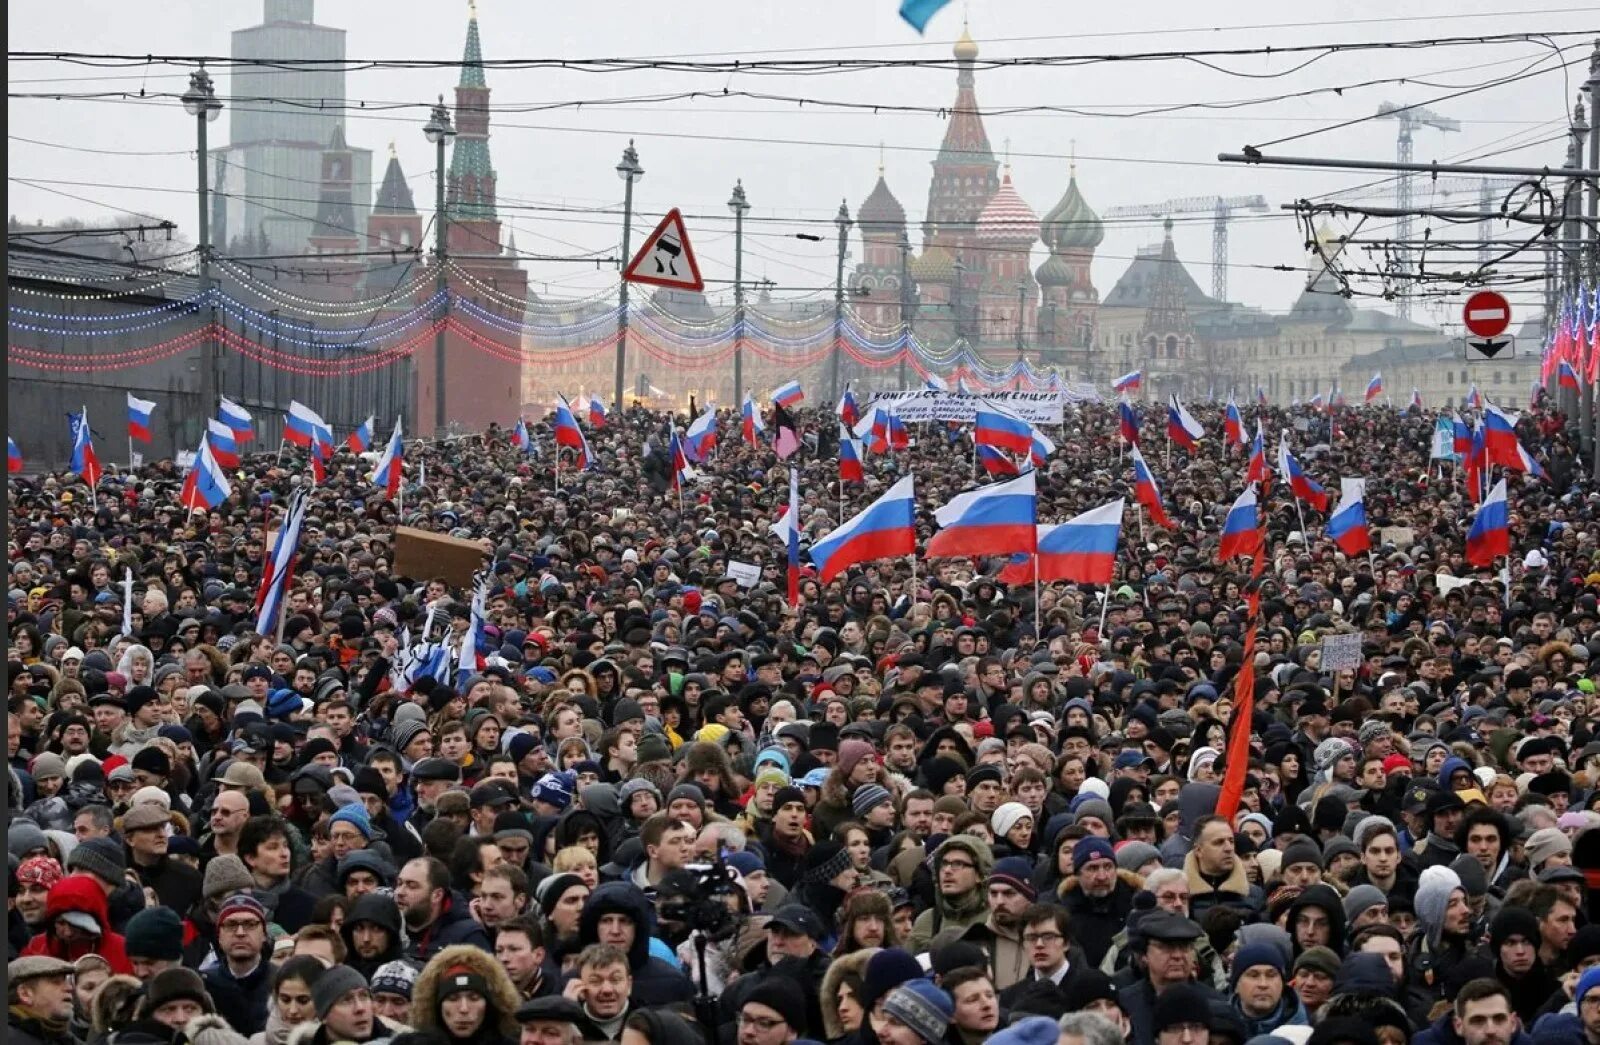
[{"left": 214, "top": 0, "right": 373, "bottom": 258}]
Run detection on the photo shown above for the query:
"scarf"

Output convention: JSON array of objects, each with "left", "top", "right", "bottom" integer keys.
[{"left": 10, "top": 1005, "right": 71, "bottom": 1043}]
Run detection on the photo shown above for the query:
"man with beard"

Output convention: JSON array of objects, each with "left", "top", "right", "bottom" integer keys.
[
  {"left": 1059, "top": 837, "right": 1141, "bottom": 968},
  {"left": 934, "top": 856, "right": 1034, "bottom": 991},
  {"left": 1414, "top": 979, "right": 1521, "bottom": 1045},
  {"left": 339, "top": 893, "right": 403, "bottom": 981},
  {"left": 394, "top": 856, "right": 490, "bottom": 963},
  {"left": 908, "top": 836, "right": 994, "bottom": 954}
]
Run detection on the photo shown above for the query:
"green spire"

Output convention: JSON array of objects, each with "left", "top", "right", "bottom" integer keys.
[{"left": 460, "top": 1, "right": 485, "bottom": 88}]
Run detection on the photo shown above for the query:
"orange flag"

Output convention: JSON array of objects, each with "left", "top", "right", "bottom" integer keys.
[{"left": 1215, "top": 591, "right": 1261, "bottom": 822}]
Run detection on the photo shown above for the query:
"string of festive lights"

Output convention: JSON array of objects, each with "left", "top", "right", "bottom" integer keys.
[
  {"left": 9, "top": 294, "right": 204, "bottom": 322},
  {"left": 9, "top": 326, "right": 212, "bottom": 371},
  {"left": 214, "top": 257, "right": 441, "bottom": 312},
  {"left": 216, "top": 289, "right": 444, "bottom": 336}
]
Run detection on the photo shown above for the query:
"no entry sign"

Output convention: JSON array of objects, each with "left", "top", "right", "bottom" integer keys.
[{"left": 1463, "top": 291, "right": 1511, "bottom": 339}]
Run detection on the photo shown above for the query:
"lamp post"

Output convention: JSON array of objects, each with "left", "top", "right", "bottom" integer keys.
[
  {"left": 830, "top": 199, "right": 852, "bottom": 404},
  {"left": 728, "top": 179, "right": 750, "bottom": 404},
  {"left": 422, "top": 96, "right": 456, "bottom": 436},
  {"left": 181, "top": 65, "right": 222, "bottom": 423},
  {"left": 614, "top": 141, "right": 644, "bottom": 411}
]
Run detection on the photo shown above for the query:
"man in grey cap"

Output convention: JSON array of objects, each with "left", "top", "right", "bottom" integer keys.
[
  {"left": 7, "top": 955, "right": 77, "bottom": 1045},
  {"left": 1120, "top": 912, "right": 1220, "bottom": 1045}
]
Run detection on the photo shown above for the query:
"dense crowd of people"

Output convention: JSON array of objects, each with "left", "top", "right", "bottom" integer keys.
[{"left": 6, "top": 395, "right": 1600, "bottom": 1045}]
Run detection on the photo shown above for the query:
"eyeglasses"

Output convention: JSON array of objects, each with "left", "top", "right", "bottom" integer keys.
[
  {"left": 1023, "top": 931, "right": 1064, "bottom": 945},
  {"left": 220, "top": 919, "right": 262, "bottom": 934},
  {"left": 738, "top": 1014, "right": 785, "bottom": 1032},
  {"left": 941, "top": 859, "right": 977, "bottom": 871}
]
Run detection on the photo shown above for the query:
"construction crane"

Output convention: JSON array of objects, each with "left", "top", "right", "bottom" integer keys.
[
  {"left": 1376, "top": 101, "right": 1460, "bottom": 318},
  {"left": 1102, "top": 194, "right": 1269, "bottom": 301}
]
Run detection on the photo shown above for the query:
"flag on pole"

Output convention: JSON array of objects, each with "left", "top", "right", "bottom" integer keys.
[
  {"left": 589, "top": 398, "right": 608, "bottom": 428},
  {"left": 372, "top": 418, "right": 404, "bottom": 499},
  {"left": 684, "top": 408, "right": 718, "bottom": 463},
  {"left": 126, "top": 394, "right": 156, "bottom": 443},
  {"left": 1218, "top": 485, "right": 1261, "bottom": 562},
  {"left": 1166, "top": 395, "right": 1204, "bottom": 451},
  {"left": 899, "top": 0, "right": 953, "bottom": 32},
  {"left": 1223, "top": 396, "right": 1244, "bottom": 447},
  {"left": 668, "top": 430, "right": 693, "bottom": 491},
  {"left": 772, "top": 402, "right": 802, "bottom": 460},
  {"left": 7, "top": 437, "right": 21, "bottom": 474},
  {"left": 1246, "top": 421, "right": 1271, "bottom": 486},
  {"left": 977, "top": 445, "right": 1020, "bottom": 476},
  {"left": 785, "top": 467, "right": 801, "bottom": 606},
  {"left": 1481, "top": 402, "right": 1524, "bottom": 469},
  {"left": 1465, "top": 419, "right": 1487, "bottom": 503},
  {"left": 553, "top": 396, "right": 593, "bottom": 469},
  {"left": 975, "top": 404, "right": 1034, "bottom": 455},
  {"left": 1256, "top": 388, "right": 1267, "bottom": 408},
  {"left": 455, "top": 572, "right": 491, "bottom": 691},
  {"left": 253, "top": 487, "right": 309, "bottom": 634},
  {"left": 1327, "top": 478, "right": 1371, "bottom": 557},
  {"left": 68, "top": 406, "right": 101, "bottom": 487},
  {"left": 1409, "top": 388, "right": 1423, "bottom": 412},
  {"left": 1119, "top": 401, "right": 1140, "bottom": 446},
  {"left": 1031, "top": 498, "right": 1125, "bottom": 584},
  {"left": 1465, "top": 479, "right": 1510, "bottom": 566},
  {"left": 1365, "top": 373, "right": 1383, "bottom": 403},
  {"left": 1557, "top": 361, "right": 1580, "bottom": 391},
  {"left": 218, "top": 397, "right": 255, "bottom": 441},
  {"left": 1214, "top": 592, "right": 1260, "bottom": 821},
  {"left": 180, "top": 435, "right": 232, "bottom": 511},
  {"left": 511, "top": 416, "right": 535, "bottom": 455},
  {"left": 1277, "top": 434, "right": 1330, "bottom": 512},
  {"left": 839, "top": 426, "right": 865, "bottom": 484},
  {"left": 1466, "top": 384, "right": 1482, "bottom": 411},
  {"left": 283, "top": 401, "right": 324, "bottom": 448},
  {"left": 1130, "top": 444, "right": 1174, "bottom": 529},
  {"left": 346, "top": 415, "right": 375, "bottom": 454},
  {"left": 808, "top": 475, "right": 916, "bottom": 582},
  {"left": 1112, "top": 371, "right": 1142, "bottom": 394},
  {"left": 1026, "top": 427, "right": 1056, "bottom": 470},
  {"left": 205, "top": 419, "right": 240, "bottom": 469},
  {"left": 925, "top": 472, "right": 1038, "bottom": 560},
  {"left": 837, "top": 385, "right": 860, "bottom": 429},
  {"left": 741, "top": 395, "right": 765, "bottom": 447},
  {"left": 771, "top": 381, "right": 805, "bottom": 409}
]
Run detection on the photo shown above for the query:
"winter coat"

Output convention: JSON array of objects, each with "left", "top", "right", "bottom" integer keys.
[
  {"left": 1123, "top": 979, "right": 1224, "bottom": 1045},
  {"left": 1230, "top": 991, "right": 1310, "bottom": 1038},
  {"left": 932, "top": 916, "right": 1030, "bottom": 991},
  {"left": 820, "top": 950, "right": 875, "bottom": 1041},
  {"left": 906, "top": 836, "right": 994, "bottom": 954},
  {"left": 130, "top": 853, "right": 202, "bottom": 916},
  {"left": 20, "top": 872, "right": 134, "bottom": 973},
  {"left": 1183, "top": 851, "right": 1262, "bottom": 920},
  {"left": 284, "top": 1017, "right": 408, "bottom": 1045},
  {"left": 403, "top": 889, "right": 491, "bottom": 964},
  {"left": 201, "top": 942, "right": 275, "bottom": 1036},
  {"left": 1058, "top": 869, "right": 1144, "bottom": 968},
  {"left": 574, "top": 881, "right": 694, "bottom": 1006},
  {"left": 1412, "top": 1009, "right": 1535, "bottom": 1045},
  {"left": 410, "top": 943, "right": 521, "bottom": 1045},
  {"left": 7, "top": 1010, "right": 74, "bottom": 1045}
]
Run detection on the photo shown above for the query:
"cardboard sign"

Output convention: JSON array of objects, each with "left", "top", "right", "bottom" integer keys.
[
  {"left": 865, "top": 390, "right": 1089, "bottom": 424},
  {"left": 393, "top": 525, "right": 489, "bottom": 589},
  {"left": 1378, "top": 526, "right": 1415, "bottom": 549},
  {"left": 1320, "top": 632, "right": 1364, "bottom": 671},
  {"left": 726, "top": 560, "right": 762, "bottom": 589}
]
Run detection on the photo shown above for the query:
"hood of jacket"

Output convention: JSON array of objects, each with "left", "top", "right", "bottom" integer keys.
[
  {"left": 578, "top": 881, "right": 655, "bottom": 970},
  {"left": 1285, "top": 884, "right": 1347, "bottom": 954},
  {"left": 44, "top": 872, "right": 110, "bottom": 929},
  {"left": 1176, "top": 783, "right": 1222, "bottom": 839},
  {"left": 820, "top": 949, "right": 876, "bottom": 1041},
  {"left": 341, "top": 892, "right": 403, "bottom": 961},
  {"left": 410, "top": 943, "right": 521, "bottom": 1039}
]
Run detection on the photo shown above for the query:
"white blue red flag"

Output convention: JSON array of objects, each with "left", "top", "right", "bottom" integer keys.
[
  {"left": 253, "top": 487, "right": 309, "bottom": 633},
  {"left": 127, "top": 394, "right": 156, "bottom": 443}
]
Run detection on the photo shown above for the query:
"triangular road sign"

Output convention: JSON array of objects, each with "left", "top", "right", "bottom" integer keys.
[{"left": 623, "top": 207, "right": 704, "bottom": 292}]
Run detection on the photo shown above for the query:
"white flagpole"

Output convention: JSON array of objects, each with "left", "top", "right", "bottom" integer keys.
[
  {"left": 121, "top": 568, "right": 134, "bottom": 638},
  {"left": 1033, "top": 564, "right": 1040, "bottom": 636},
  {"left": 1097, "top": 587, "right": 1111, "bottom": 643}
]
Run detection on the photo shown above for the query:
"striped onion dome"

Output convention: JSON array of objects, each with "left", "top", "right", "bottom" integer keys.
[{"left": 975, "top": 172, "right": 1039, "bottom": 246}]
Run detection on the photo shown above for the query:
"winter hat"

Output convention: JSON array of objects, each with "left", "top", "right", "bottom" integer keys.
[
  {"left": 1280, "top": 836, "right": 1324, "bottom": 872},
  {"left": 1073, "top": 837, "right": 1116, "bottom": 870},
  {"left": 124, "top": 906, "right": 184, "bottom": 960},
  {"left": 1342, "top": 885, "right": 1388, "bottom": 925},
  {"left": 1314, "top": 738, "right": 1352, "bottom": 777},
  {"left": 29, "top": 753, "right": 66, "bottom": 782},
  {"left": 883, "top": 979, "right": 953, "bottom": 1045},
  {"left": 536, "top": 874, "right": 586, "bottom": 918},
  {"left": 771, "top": 786, "right": 807, "bottom": 812},
  {"left": 312, "top": 965, "right": 369, "bottom": 1019},
  {"left": 67, "top": 837, "right": 126, "bottom": 885},
  {"left": 1523, "top": 827, "right": 1571, "bottom": 869},
  {"left": 988, "top": 856, "right": 1037, "bottom": 900},
  {"left": 131, "top": 785, "right": 171, "bottom": 810},
  {"left": 1071, "top": 798, "right": 1116, "bottom": 830},
  {"left": 15, "top": 856, "right": 64, "bottom": 890},
  {"left": 802, "top": 840, "right": 853, "bottom": 885},
  {"left": 1332, "top": 952, "right": 1398, "bottom": 995},
  {"left": 371, "top": 960, "right": 417, "bottom": 1000},
  {"left": 1153, "top": 983, "right": 1213, "bottom": 1034},
  {"left": 328, "top": 804, "right": 372, "bottom": 840},
  {"left": 143, "top": 968, "right": 214, "bottom": 1015},
  {"left": 860, "top": 948, "right": 926, "bottom": 1013},
  {"left": 8, "top": 819, "right": 49, "bottom": 860},
  {"left": 617, "top": 777, "right": 663, "bottom": 813},
  {"left": 837, "top": 739, "right": 875, "bottom": 778},
  {"left": 744, "top": 978, "right": 807, "bottom": 1034},
  {"left": 1577, "top": 967, "right": 1600, "bottom": 1007},
  {"left": 990, "top": 802, "right": 1033, "bottom": 840},
  {"left": 216, "top": 893, "right": 267, "bottom": 928},
  {"left": 203, "top": 855, "right": 255, "bottom": 900},
  {"left": 986, "top": 1016, "right": 1062, "bottom": 1045},
  {"left": 852, "top": 783, "right": 894, "bottom": 819},
  {"left": 1489, "top": 907, "right": 1541, "bottom": 951},
  {"left": 1413, "top": 865, "right": 1463, "bottom": 948},
  {"left": 1231, "top": 942, "right": 1286, "bottom": 989},
  {"left": 530, "top": 772, "right": 575, "bottom": 810},
  {"left": 185, "top": 1014, "right": 251, "bottom": 1045},
  {"left": 1350, "top": 815, "right": 1396, "bottom": 853}
]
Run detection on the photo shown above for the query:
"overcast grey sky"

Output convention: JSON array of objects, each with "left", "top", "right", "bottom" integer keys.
[{"left": 8, "top": 1, "right": 1593, "bottom": 327}]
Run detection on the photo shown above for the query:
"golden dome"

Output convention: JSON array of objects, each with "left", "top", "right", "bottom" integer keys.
[{"left": 953, "top": 24, "right": 978, "bottom": 61}]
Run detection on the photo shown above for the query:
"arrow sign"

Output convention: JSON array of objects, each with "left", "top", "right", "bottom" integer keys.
[
  {"left": 1464, "top": 335, "right": 1515, "bottom": 361},
  {"left": 623, "top": 208, "right": 705, "bottom": 292},
  {"left": 1463, "top": 290, "right": 1511, "bottom": 339}
]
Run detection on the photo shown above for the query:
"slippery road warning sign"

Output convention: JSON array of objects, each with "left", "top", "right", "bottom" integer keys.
[{"left": 623, "top": 208, "right": 705, "bottom": 292}]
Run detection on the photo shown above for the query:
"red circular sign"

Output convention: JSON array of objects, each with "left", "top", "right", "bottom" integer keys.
[{"left": 1463, "top": 291, "right": 1511, "bottom": 339}]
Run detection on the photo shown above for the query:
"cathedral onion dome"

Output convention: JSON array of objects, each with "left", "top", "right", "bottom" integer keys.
[
  {"left": 974, "top": 172, "right": 1039, "bottom": 246},
  {"left": 911, "top": 243, "right": 954, "bottom": 283},
  {"left": 1040, "top": 173, "right": 1103, "bottom": 253},
  {"left": 1035, "top": 255, "right": 1074, "bottom": 288},
  {"left": 953, "top": 25, "right": 979, "bottom": 61},
  {"left": 858, "top": 175, "right": 906, "bottom": 235}
]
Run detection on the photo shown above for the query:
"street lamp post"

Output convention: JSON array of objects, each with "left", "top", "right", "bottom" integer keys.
[
  {"left": 614, "top": 141, "right": 643, "bottom": 411},
  {"left": 728, "top": 179, "right": 750, "bottom": 404},
  {"left": 181, "top": 65, "right": 222, "bottom": 423},
  {"left": 423, "top": 97, "right": 456, "bottom": 436},
  {"left": 830, "top": 199, "right": 852, "bottom": 405}
]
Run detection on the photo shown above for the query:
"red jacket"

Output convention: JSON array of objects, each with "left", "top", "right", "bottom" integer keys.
[{"left": 20, "top": 873, "right": 134, "bottom": 974}]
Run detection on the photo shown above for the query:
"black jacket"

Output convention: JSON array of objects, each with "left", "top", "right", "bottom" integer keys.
[
  {"left": 202, "top": 949, "right": 276, "bottom": 1036},
  {"left": 130, "top": 853, "right": 203, "bottom": 916},
  {"left": 7, "top": 1011, "right": 74, "bottom": 1045},
  {"left": 1059, "top": 873, "right": 1141, "bottom": 968},
  {"left": 341, "top": 892, "right": 404, "bottom": 980},
  {"left": 574, "top": 882, "right": 694, "bottom": 1006},
  {"left": 404, "top": 889, "right": 491, "bottom": 964}
]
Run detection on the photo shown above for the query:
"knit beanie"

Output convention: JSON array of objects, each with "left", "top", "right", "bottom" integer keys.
[
  {"left": 1414, "top": 865, "right": 1463, "bottom": 947},
  {"left": 1116, "top": 841, "right": 1162, "bottom": 874},
  {"left": 1577, "top": 967, "right": 1600, "bottom": 1008},
  {"left": 329, "top": 803, "right": 373, "bottom": 840},
  {"left": 124, "top": 906, "right": 184, "bottom": 960},
  {"left": 990, "top": 802, "right": 1033, "bottom": 840},
  {"left": 1350, "top": 815, "right": 1396, "bottom": 853},
  {"left": 1073, "top": 837, "right": 1115, "bottom": 870},
  {"left": 1231, "top": 942, "right": 1286, "bottom": 989},
  {"left": 371, "top": 960, "right": 418, "bottom": 1000},
  {"left": 1280, "top": 836, "right": 1324, "bottom": 872},
  {"left": 802, "top": 840, "right": 853, "bottom": 885},
  {"left": 1489, "top": 907, "right": 1541, "bottom": 951},
  {"left": 1314, "top": 738, "right": 1351, "bottom": 777},
  {"left": 1523, "top": 827, "right": 1571, "bottom": 869},
  {"left": 851, "top": 783, "right": 894, "bottom": 819},
  {"left": 8, "top": 819, "right": 49, "bottom": 860},
  {"left": 837, "top": 739, "right": 875, "bottom": 777},
  {"left": 883, "top": 979, "right": 953, "bottom": 1045},
  {"left": 1342, "top": 884, "right": 1388, "bottom": 925},
  {"left": 184, "top": 1015, "right": 250, "bottom": 1045},
  {"left": 988, "top": 856, "right": 1037, "bottom": 900},
  {"left": 536, "top": 873, "right": 586, "bottom": 917},
  {"left": 1153, "top": 982, "right": 1212, "bottom": 1034},
  {"left": 313, "top": 965, "right": 369, "bottom": 1019},
  {"left": 744, "top": 977, "right": 807, "bottom": 1034},
  {"left": 618, "top": 777, "right": 663, "bottom": 812},
  {"left": 144, "top": 968, "right": 214, "bottom": 1015},
  {"left": 1072, "top": 798, "right": 1116, "bottom": 830},
  {"left": 860, "top": 948, "right": 926, "bottom": 1013},
  {"left": 203, "top": 855, "right": 255, "bottom": 899},
  {"left": 771, "top": 785, "right": 807, "bottom": 812},
  {"left": 67, "top": 837, "right": 126, "bottom": 885},
  {"left": 216, "top": 893, "right": 268, "bottom": 929}
]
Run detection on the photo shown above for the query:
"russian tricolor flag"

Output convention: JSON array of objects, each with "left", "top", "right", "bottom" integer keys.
[
  {"left": 511, "top": 416, "right": 535, "bottom": 455},
  {"left": 1482, "top": 402, "right": 1523, "bottom": 468},
  {"left": 68, "top": 406, "right": 101, "bottom": 487},
  {"left": 255, "top": 488, "right": 308, "bottom": 632},
  {"left": 809, "top": 474, "right": 916, "bottom": 582},
  {"left": 771, "top": 381, "right": 805, "bottom": 409},
  {"left": 1465, "top": 478, "right": 1510, "bottom": 567},
  {"left": 1130, "top": 444, "right": 1174, "bottom": 529},
  {"left": 668, "top": 430, "right": 693, "bottom": 490},
  {"left": 283, "top": 401, "right": 324, "bottom": 449},
  {"left": 1327, "top": 478, "right": 1371, "bottom": 558},
  {"left": 1026, "top": 427, "right": 1055, "bottom": 469},
  {"left": 206, "top": 419, "right": 240, "bottom": 469},
  {"left": 1166, "top": 395, "right": 1204, "bottom": 451},
  {"left": 1466, "top": 384, "right": 1482, "bottom": 411},
  {"left": 839, "top": 426, "right": 865, "bottom": 484},
  {"left": 1113, "top": 371, "right": 1142, "bottom": 394},
  {"left": 1246, "top": 421, "right": 1271, "bottom": 486},
  {"left": 553, "top": 396, "right": 593, "bottom": 469},
  {"left": 742, "top": 395, "right": 765, "bottom": 447},
  {"left": 977, "top": 444, "right": 1020, "bottom": 476},
  {"left": 8, "top": 437, "right": 22, "bottom": 474},
  {"left": 684, "top": 408, "right": 718, "bottom": 463},
  {"left": 1223, "top": 396, "right": 1243, "bottom": 447},
  {"left": 372, "top": 419, "right": 404, "bottom": 499},
  {"left": 1365, "top": 373, "right": 1383, "bottom": 403},
  {"left": 927, "top": 472, "right": 1037, "bottom": 560},
  {"left": 346, "top": 415, "right": 375, "bottom": 454},
  {"left": 1119, "top": 401, "right": 1140, "bottom": 446},
  {"left": 1035, "top": 498, "right": 1125, "bottom": 584},
  {"left": 975, "top": 404, "right": 1033, "bottom": 455},
  {"left": 589, "top": 398, "right": 608, "bottom": 428},
  {"left": 1256, "top": 388, "right": 1267, "bottom": 408},
  {"left": 1278, "top": 434, "right": 1329, "bottom": 512},
  {"left": 837, "top": 386, "right": 860, "bottom": 429},
  {"left": 180, "top": 435, "right": 232, "bottom": 511},
  {"left": 1451, "top": 413, "right": 1471, "bottom": 457},
  {"left": 1409, "top": 388, "right": 1424, "bottom": 412},
  {"left": 218, "top": 397, "right": 254, "bottom": 442},
  {"left": 127, "top": 394, "right": 156, "bottom": 443},
  {"left": 1218, "top": 484, "right": 1260, "bottom": 562}
]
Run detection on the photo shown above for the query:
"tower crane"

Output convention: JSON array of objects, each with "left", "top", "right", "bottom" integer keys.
[
  {"left": 1376, "top": 102, "right": 1460, "bottom": 318},
  {"left": 1102, "top": 194, "right": 1269, "bottom": 301}
]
